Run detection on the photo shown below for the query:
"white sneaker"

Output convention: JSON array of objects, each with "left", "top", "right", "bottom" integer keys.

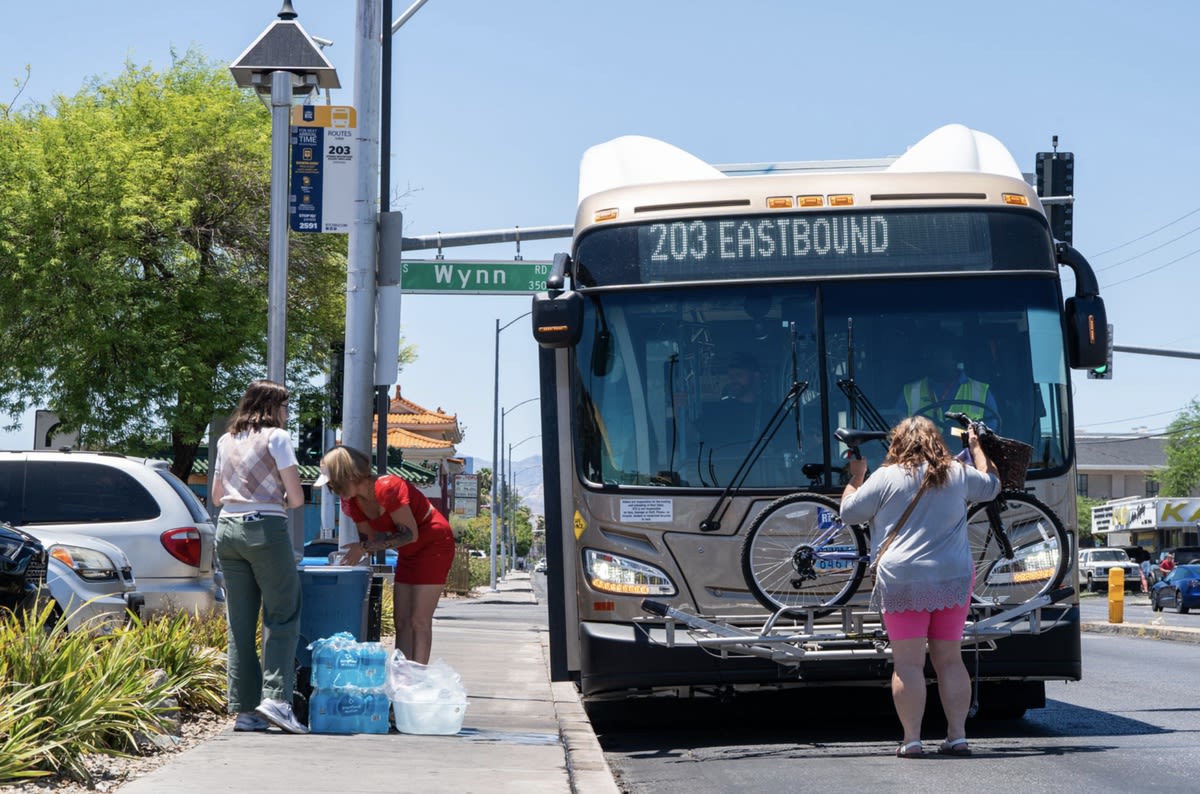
[
  {"left": 234, "top": 711, "right": 269, "bottom": 732},
  {"left": 254, "top": 698, "right": 309, "bottom": 734}
]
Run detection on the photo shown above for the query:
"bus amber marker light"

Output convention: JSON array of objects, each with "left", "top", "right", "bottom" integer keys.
[
  {"left": 1002, "top": 193, "right": 1030, "bottom": 206},
  {"left": 594, "top": 208, "right": 619, "bottom": 223},
  {"left": 538, "top": 324, "right": 568, "bottom": 334},
  {"left": 1088, "top": 315, "right": 1096, "bottom": 343}
]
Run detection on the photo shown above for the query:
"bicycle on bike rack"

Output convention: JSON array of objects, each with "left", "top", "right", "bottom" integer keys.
[{"left": 739, "top": 413, "right": 1070, "bottom": 615}]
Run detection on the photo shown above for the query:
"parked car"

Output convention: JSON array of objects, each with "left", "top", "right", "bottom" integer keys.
[
  {"left": 0, "top": 451, "right": 220, "bottom": 616},
  {"left": 1150, "top": 563, "right": 1200, "bottom": 614},
  {"left": 33, "top": 527, "right": 144, "bottom": 633},
  {"left": 534, "top": 558, "right": 547, "bottom": 574},
  {"left": 0, "top": 521, "right": 48, "bottom": 618},
  {"left": 1119, "top": 545, "right": 1151, "bottom": 565},
  {"left": 1077, "top": 547, "right": 1141, "bottom": 593}
]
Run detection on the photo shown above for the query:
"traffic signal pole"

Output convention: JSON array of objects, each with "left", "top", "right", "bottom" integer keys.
[
  {"left": 1113, "top": 345, "right": 1200, "bottom": 361},
  {"left": 340, "top": 0, "right": 381, "bottom": 534}
]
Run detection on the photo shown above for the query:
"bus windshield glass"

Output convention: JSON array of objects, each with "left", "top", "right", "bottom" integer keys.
[
  {"left": 574, "top": 209, "right": 1055, "bottom": 286},
  {"left": 573, "top": 276, "right": 1069, "bottom": 490}
]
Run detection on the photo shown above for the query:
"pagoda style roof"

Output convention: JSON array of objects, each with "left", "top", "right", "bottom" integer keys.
[
  {"left": 371, "top": 424, "right": 458, "bottom": 461},
  {"left": 377, "top": 385, "right": 464, "bottom": 445}
]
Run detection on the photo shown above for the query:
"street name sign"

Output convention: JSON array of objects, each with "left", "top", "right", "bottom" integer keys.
[
  {"left": 400, "top": 260, "right": 553, "bottom": 294},
  {"left": 289, "top": 105, "right": 356, "bottom": 234}
]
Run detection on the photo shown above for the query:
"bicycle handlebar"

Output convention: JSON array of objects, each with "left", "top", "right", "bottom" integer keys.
[{"left": 944, "top": 411, "right": 996, "bottom": 439}]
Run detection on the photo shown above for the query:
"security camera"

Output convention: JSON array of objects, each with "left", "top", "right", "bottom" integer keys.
[{"left": 312, "top": 35, "right": 333, "bottom": 48}]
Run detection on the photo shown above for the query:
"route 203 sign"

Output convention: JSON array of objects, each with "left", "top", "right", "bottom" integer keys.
[{"left": 289, "top": 105, "right": 356, "bottom": 234}]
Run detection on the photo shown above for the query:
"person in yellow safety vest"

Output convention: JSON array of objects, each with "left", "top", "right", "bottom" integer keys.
[{"left": 895, "top": 348, "right": 1000, "bottom": 431}]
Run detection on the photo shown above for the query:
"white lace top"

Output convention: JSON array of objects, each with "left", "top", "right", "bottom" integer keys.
[{"left": 840, "top": 460, "right": 1000, "bottom": 613}]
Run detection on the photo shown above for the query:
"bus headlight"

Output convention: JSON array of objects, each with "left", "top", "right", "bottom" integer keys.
[{"left": 583, "top": 549, "right": 677, "bottom": 596}]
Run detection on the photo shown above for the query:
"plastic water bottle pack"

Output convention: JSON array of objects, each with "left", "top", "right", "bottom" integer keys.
[{"left": 308, "top": 632, "right": 390, "bottom": 734}]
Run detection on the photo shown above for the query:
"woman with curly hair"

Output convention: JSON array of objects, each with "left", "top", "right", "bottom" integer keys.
[{"left": 839, "top": 415, "right": 999, "bottom": 759}]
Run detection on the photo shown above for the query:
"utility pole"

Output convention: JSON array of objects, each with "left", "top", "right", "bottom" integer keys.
[
  {"left": 341, "top": 0, "right": 382, "bottom": 459},
  {"left": 335, "top": 0, "right": 381, "bottom": 556}
]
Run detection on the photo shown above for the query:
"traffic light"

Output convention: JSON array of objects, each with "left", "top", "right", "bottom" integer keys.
[
  {"left": 329, "top": 340, "right": 345, "bottom": 426},
  {"left": 297, "top": 394, "right": 324, "bottom": 465},
  {"left": 1036, "top": 147, "right": 1074, "bottom": 244},
  {"left": 1088, "top": 324, "right": 1114, "bottom": 379}
]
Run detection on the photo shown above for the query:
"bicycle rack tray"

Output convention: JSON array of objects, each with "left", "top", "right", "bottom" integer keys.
[{"left": 637, "top": 586, "right": 1075, "bottom": 666}]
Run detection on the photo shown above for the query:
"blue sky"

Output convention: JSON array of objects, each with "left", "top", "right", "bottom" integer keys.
[{"left": 4, "top": 0, "right": 1200, "bottom": 464}]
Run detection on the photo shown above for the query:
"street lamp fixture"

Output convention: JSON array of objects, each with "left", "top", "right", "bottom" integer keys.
[
  {"left": 490, "top": 310, "right": 533, "bottom": 589},
  {"left": 229, "top": 1, "right": 340, "bottom": 384},
  {"left": 496, "top": 399, "right": 538, "bottom": 582},
  {"left": 506, "top": 433, "right": 541, "bottom": 574}
]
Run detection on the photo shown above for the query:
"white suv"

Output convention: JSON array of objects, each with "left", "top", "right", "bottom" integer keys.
[
  {"left": 1077, "top": 547, "right": 1142, "bottom": 593},
  {"left": 0, "top": 451, "right": 219, "bottom": 616}
]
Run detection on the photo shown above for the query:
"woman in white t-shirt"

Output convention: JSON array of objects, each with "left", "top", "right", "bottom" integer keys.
[{"left": 211, "top": 380, "right": 308, "bottom": 734}]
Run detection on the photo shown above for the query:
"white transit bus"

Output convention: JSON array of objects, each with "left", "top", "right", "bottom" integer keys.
[{"left": 531, "top": 125, "right": 1108, "bottom": 717}]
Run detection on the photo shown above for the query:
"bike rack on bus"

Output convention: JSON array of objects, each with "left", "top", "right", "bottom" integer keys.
[{"left": 637, "top": 586, "right": 1075, "bottom": 667}]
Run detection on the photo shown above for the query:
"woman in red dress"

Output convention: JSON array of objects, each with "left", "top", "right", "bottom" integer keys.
[{"left": 316, "top": 446, "right": 455, "bottom": 664}]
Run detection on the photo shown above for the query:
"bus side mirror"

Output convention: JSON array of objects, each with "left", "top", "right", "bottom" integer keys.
[
  {"left": 531, "top": 290, "right": 583, "bottom": 348},
  {"left": 1065, "top": 295, "right": 1108, "bottom": 369}
]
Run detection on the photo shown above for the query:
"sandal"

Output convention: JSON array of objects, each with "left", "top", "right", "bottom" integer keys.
[
  {"left": 937, "top": 738, "right": 971, "bottom": 756},
  {"left": 896, "top": 740, "right": 924, "bottom": 758}
]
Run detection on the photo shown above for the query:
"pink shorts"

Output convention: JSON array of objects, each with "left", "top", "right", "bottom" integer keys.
[
  {"left": 881, "top": 600, "right": 971, "bottom": 641},
  {"left": 882, "top": 571, "right": 975, "bottom": 642}
]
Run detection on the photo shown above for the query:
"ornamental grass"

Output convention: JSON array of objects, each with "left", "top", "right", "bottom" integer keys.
[{"left": 0, "top": 602, "right": 229, "bottom": 785}]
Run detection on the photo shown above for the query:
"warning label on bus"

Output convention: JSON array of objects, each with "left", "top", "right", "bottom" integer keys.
[{"left": 619, "top": 498, "right": 673, "bottom": 523}]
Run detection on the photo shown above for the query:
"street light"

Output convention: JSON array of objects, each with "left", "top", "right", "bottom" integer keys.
[
  {"left": 507, "top": 434, "right": 541, "bottom": 573},
  {"left": 229, "top": 1, "right": 340, "bottom": 384},
  {"left": 490, "top": 310, "right": 532, "bottom": 589},
  {"left": 496, "top": 398, "right": 538, "bottom": 583}
]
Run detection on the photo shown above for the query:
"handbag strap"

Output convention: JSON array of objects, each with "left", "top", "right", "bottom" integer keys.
[{"left": 874, "top": 472, "right": 932, "bottom": 567}]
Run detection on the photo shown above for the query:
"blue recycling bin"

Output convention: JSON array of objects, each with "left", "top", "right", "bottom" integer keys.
[{"left": 295, "top": 566, "right": 372, "bottom": 669}]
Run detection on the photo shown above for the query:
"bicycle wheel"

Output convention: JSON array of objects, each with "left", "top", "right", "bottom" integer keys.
[
  {"left": 741, "top": 492, "right": 868, "bottom": 614},
  {"left": 967, "top": 492, "right": 1069, "bottom": 606}
]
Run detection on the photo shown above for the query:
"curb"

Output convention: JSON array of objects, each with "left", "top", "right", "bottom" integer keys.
[
  {"left": 541, "top": 634, "right": 622, "bottom": 794},
  {"left": 1080, "top": 620, "right": 1200, "bottom": 643}
]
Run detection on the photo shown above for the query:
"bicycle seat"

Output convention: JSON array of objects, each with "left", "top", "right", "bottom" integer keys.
[{"left": 835, "top": 428, "right": 889, "bottom": 447}]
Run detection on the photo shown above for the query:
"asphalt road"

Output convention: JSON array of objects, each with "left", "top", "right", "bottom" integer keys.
[{"left": 595, "top": 606, "right": 1196, "bottom": 793}]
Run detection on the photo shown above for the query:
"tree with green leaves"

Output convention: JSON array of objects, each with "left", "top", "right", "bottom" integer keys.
[
  {"left": 1076, "top": 494, "right": 1105, "bottom": 547},
  {"left": 0, "top": 51, "right": 348, "bottom": 480},
  {"left": 1160, "top": 399, "right": 1200, "bottom": 497}
]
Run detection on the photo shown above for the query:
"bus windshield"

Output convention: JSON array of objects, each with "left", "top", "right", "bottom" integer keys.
[{"left": 573, "top": 275, "right": 1069, "bottom": 490}]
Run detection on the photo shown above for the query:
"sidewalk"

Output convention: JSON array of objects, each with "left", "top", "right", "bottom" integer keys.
[
  {"left": 118, "top": 572, "right": 619, "bottom": 794},
  {"left": 114, "top": 578, "right": 1196, "bottom": 794}
]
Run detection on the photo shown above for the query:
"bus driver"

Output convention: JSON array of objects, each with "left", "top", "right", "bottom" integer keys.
[{"left": 895, "top": 347, "right": 999, "bottom": 433}]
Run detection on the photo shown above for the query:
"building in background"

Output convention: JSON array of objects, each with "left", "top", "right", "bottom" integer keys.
[
  {"left": 1075, "top": 431, "right": 1166, "bottom": 502},
  {"left": 371, "top": 386, "right": 465, "bottom": 515}
]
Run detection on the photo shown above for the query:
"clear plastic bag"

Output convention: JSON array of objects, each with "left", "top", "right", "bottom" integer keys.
[
  {"left": 385, "top": 649, "right": 466, "bottom": 702},
  {"left": 385, "top": 649, "right": 468, "bottom": 734}
]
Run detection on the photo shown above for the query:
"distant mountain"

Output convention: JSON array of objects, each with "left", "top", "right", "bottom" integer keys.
[{"left": 471, "top": 454, "right": 544, "bottom": 519}]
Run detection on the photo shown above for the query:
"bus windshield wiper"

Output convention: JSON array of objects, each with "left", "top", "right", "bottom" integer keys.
[
  {"left": 700, "top": 321, "right": 812, "bottom": 532},
  {"left": 835, "top": 377, "right": 890, "bottom": 434},
  {"left": 834, "top": 317, "right": 890, "bottom": 435},
  {"left": 699, "top": 379, "right": 808, "bottom": 532}
]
